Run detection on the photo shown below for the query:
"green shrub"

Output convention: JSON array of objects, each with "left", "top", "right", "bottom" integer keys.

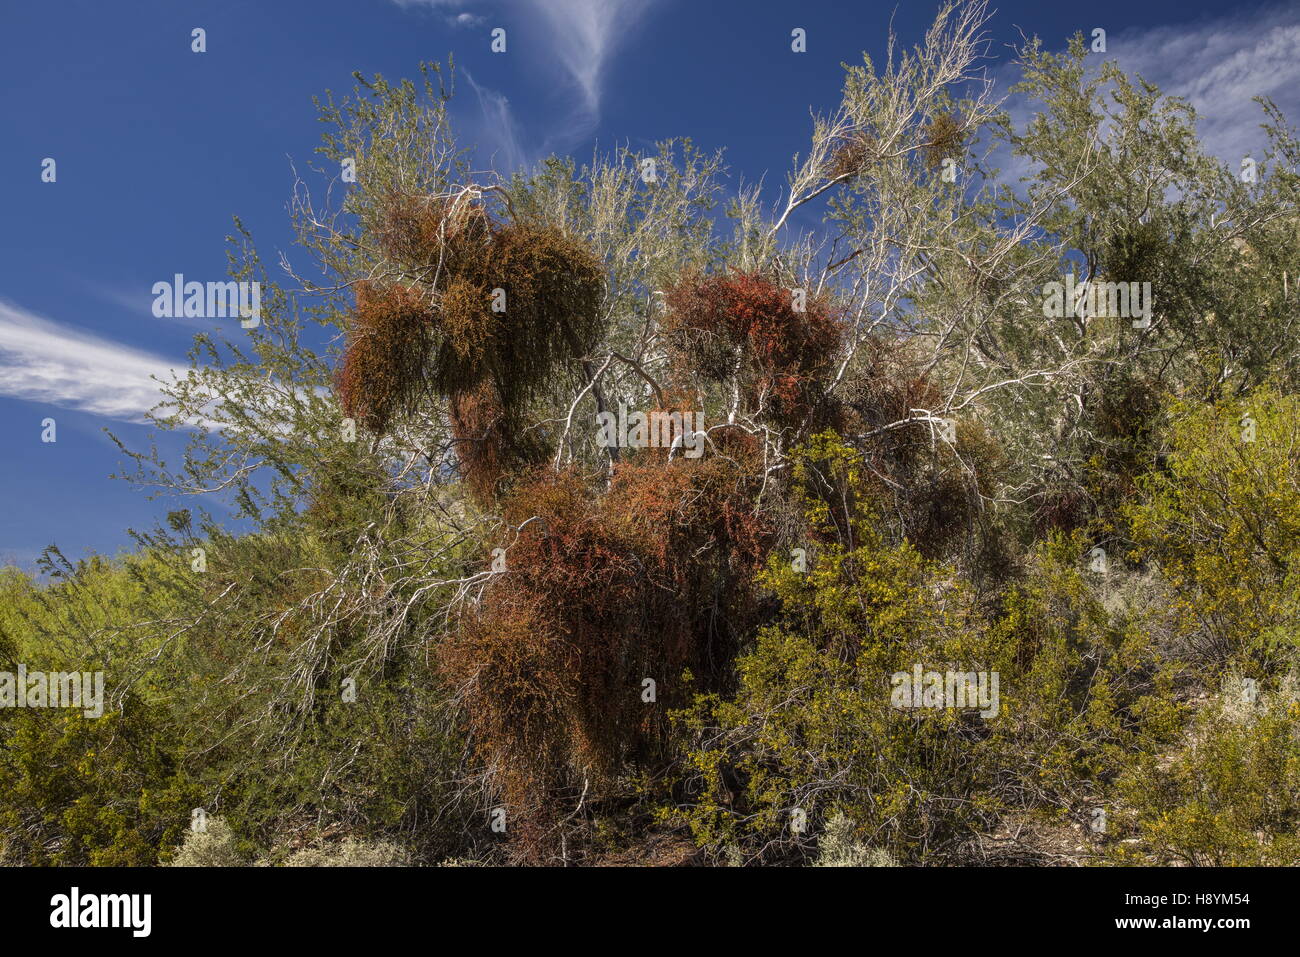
[
  {"left": 671, "top": 437, "right": 1009, "bottom": 863},
  {"left": 0, "top": 699, "right": 198, "bottom": 867},
  {"left": 1112, "top": 687, "right": 1300, "bottom": 865},
  {"left": 1126, "top": 387, "right": 1300, "bottom": 670}
]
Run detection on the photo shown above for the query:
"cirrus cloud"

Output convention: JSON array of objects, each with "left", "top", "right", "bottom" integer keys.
[
  {"left": 393, "top": 0, "right": 663, "bottom": 169},
  {"left": 0, "top": 300, "right": 181, "bottom": 423}
]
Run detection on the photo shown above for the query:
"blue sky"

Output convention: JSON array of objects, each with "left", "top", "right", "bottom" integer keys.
[{"left": 2, "top": 0, "right": 1298, "bottom": 570}]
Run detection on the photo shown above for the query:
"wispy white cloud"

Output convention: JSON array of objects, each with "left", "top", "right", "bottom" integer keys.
[
  {"left": 451, "top": 11, "right": 486, "bottom": 28},
  {"left": 80, "top": 281, "right": 157, "bottom": 318},
  {"left": 0, "top": 300, "right": 180, "bottom": 422},
  {"left": 523, "top": 0, "right": 654, "bottom": 116},
  {"left": 995, "top": 3, "right": 1300, "bottom": 186},
  {"left": 395, "top": 0, "right": 662, "bottom": 167},
  {"left": 396, "top": 0, "right": 654, "bottom": 109},
  {"left": 1103, "top": 4, "right": 1300, "bottom": 163},
  {"left": 462, "top": 68, "right": 530, "bottom": 171}
]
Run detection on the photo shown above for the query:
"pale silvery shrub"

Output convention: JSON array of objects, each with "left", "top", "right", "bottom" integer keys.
[
  {"left": 168, "top": 817, "right": 248, "bottom": 867},
  {"left": 278, "top": 838, "right": 409, "bottom": 867},
  {"left": 815, "top": 813, "right": 899, "bottom": 867}
]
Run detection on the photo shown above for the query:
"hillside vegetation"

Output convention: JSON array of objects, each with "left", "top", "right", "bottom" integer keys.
[{"left": 3, "top": 1, "right": 1299, "bottom": 866}]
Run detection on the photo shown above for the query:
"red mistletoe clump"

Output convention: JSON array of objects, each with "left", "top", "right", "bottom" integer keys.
[
  {"left": 663, "top": 271, "right": 842, "bottom": 429},
  {"left": 449, "top": 380, "right": 550, "bottom": 505},
  {"left": 336, "top": 281, "right": 433, "bottom": 434},
  {"left": 370, "top": 190, "right": 492, "bottom": 274},
  {"left": 336, "top": 192, "right": 605, "bottom": 456},
  {"left": 438, "top": 454, "right": 773, "bottom": 862}
]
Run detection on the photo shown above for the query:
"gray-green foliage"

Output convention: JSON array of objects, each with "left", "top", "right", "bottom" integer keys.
[
  {"left": 815, "top": 814, "right": 900, "bottom": 867},
  {"left": 169, "top": 819, "right": 249, "bottom": 867},
  {"left": 278, "top": 839, "right": 410, "bottom": 868}
]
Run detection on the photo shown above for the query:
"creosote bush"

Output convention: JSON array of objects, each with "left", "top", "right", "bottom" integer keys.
[
  {"left": 671, "top": 437, "right": 1010, "bottom": 863},
  {"left": 1113, "top": 690, "right": 1300, "bottom": 866}
]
